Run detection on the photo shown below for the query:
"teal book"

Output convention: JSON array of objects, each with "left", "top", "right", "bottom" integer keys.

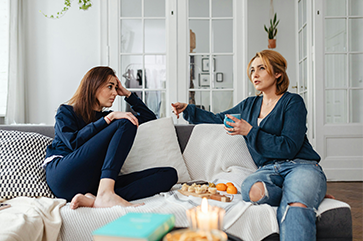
[{"left": 92, "top": 212, "right": 175, "bottom": 241}]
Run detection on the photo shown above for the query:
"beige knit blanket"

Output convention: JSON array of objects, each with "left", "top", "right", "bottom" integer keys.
[{"left": 0, "top": 197, "right": 66, "bottom": 241}]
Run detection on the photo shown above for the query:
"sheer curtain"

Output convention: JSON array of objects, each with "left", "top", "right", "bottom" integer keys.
[{"left": 5, "top": 0, "right": 25, "bottom": 124}]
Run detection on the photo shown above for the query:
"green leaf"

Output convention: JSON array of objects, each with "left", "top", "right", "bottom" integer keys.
[{"left": 273, "top": 13, "right": 277, "bottom": 24}]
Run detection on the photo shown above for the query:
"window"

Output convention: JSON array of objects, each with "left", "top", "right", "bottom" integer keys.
[{"left": 0, "top": 0, "right": 9, "bottom": 116}]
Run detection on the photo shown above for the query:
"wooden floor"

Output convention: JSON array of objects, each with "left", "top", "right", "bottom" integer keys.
[{"left": 326, "top": 182, "right": 362, "bottom": 241}]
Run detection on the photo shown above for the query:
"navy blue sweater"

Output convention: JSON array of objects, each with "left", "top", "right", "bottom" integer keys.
[
  {"left": 183, "top": 92, "right": 320, "bottom": 167},
  {"left": 45, "top": 93, "right": 156, "bottom": 158}
]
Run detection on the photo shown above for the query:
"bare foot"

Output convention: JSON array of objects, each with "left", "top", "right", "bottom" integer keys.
[
  {"left": 70, "top": 193, "right": 96, "bottom": 209},
  {"left": 93, "top": 192, "right": 144, "bottom": 208}
]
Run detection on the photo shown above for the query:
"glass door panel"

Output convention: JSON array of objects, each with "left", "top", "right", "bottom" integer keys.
[
  {"left": 189, "top": 20, "right": 210, "bottom": 53},
  {"left": 192, "top": 91, "right": 210, "bottom": 111},
  {"left": 145, "top": 55, "right": 166, "bottom": 89},
  {"left": 324, "top": 0, "right": 363, "bottom": 123},
  {"left": 349, "top": 19, "right": 363, "bottom": 51},
  {"left": 145, "top": 90, "right": 166, "bottom": 118},
  {"left": 350, "top": 89, "right": 363, "bottom": 122},
  {"left": 188, "top": 0, "right": 234, "bottom": 111},
  {"left": 212, "top": 91, "right": 233, "bottom": 113},
  {"left": 325, "top": 54, "right": 347, "bottom": 88},
  {"left": 349, "top": 0, "right": 363, "bottom": 15},
  {"left": 350, "top": 54, "right": 363, "bottom": 87},
  {"left": 121, "top": 20, "right": 143, "bottom": 53},
  {"left": 121, "top": 0, "right": 141, "bottom": 17},
  {"left": 212, "top": 0, "right": 232, "bottom": 17},
  {"left": 326, "top": 90, "right": 347, "bottom": 123},
  {"left": 212, "top": 20, "right": 233, "bottom": 53},
  {"left": 189, "top": 0, "right": 209, "bottom": 17},
  {"left": 325, "top": 0, "right": 346, "bottom": 16},
  {"left": 213, "top": 55, "right": 233, "bottom": 89},
  {"left": 145, "top": 20, "right": 166, "bottom": 53},
  {"left": 325, "top": 19, "right": 346, "bottom": 52},
  {"left": 121, "top": 55, "right": 143, "bottom": 89},
  {"left": 145, "top": 0, "right": 165, "bottom": 17},
  {"left": 119, "top": 0, "right": 166, "bottom": 118}
]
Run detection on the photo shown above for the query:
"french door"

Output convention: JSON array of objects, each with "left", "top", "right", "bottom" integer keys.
[
  {"left": 104, "top": 0, "right": 247, "bottom": 123},
  {"left": 314, "top": 0, "right": 363, "bottom": 181}
]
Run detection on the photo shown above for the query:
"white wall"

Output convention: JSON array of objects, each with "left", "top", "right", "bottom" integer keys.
[
  {"left": 24, "top": 0, "right": 101, "bottom": 124},
  {"left": 247, "top": 0, "right": 296, "bottom": 95}
]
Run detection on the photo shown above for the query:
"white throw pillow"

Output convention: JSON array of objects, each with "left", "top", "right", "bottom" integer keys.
[
  {"left": 182, "top": 124, "right": 257, "bottom": 186},
  {"left": 121, "top": 117, "right": 191, "bottom": 183}
]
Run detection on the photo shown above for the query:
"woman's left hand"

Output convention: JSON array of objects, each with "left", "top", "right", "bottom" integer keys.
[
  {"left": 116, "top": 77, "right": 131, "bottom": 97},
  {"left": 224, "top": 114, "right": 252, "bottom": 136}
]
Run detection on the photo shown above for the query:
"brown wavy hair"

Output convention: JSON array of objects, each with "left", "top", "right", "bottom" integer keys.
[
  {"left": 68, "top": 66, "right": 116, "bottom": 124},
  {"left": 247, "top": 50, "right": 289, "bottom": 96}
]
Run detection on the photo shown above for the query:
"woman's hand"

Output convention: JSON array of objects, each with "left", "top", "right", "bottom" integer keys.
[
  {"left": 171, "top": 102, "right": 188, "bottom": 119},
  {"left": 116, "top": 77, "right": 131, "bottom": 98},
  {"left": 224, "top": 114, "right": 252, "bottom": 136},
  {"left": 105, "top": 112, "right": 139, "bottom": 127}
]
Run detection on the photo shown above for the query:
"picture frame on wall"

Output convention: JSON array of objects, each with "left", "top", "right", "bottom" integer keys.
[
  {"left": 201, "top": 58, "right": 216, "bottom": 72},
  {"left": 216, "top": 72, "right": 223, "bottom": 82},
  {"left": 199, "top": 73, "right": 210, "bottom": 87}
]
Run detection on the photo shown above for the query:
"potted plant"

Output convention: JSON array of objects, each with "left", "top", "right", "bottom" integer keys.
[{"left": 264, "top": 13, "right": 279, "bottom": 49}]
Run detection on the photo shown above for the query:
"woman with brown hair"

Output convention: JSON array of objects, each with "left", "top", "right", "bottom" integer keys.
[
  {"left": 44, "top": 66, "right": 177, "bottom": 209},
  {"left": 172, "top": 50, "right": 327, "bottom": 241}
]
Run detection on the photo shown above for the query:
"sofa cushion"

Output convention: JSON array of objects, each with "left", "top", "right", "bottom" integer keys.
[
  {"left": 121, "top": 117, "right": 191, "bottom": 183},
  {"left": 0, "top": 130, "right": 55, "bottom": 199},
  {"left": 182, "top": 124, "right": 257, "bottom": 186}
]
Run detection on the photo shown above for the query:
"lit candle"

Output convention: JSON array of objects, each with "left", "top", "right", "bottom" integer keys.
[
  {"left": 186, "top": 197, "right": 225, "bottom": 232},
  {"left": 197, "top": 198, "right": 212, "bottom": 231}
]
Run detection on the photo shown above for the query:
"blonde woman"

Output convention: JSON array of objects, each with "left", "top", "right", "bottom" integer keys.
[{"left": 172, "top": 50, "right": 327, "bottom": 241}]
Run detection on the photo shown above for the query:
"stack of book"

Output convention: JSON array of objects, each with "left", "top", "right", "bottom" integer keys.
[{"left": 92, "top": 212, "right": 175, "bottom": 241}]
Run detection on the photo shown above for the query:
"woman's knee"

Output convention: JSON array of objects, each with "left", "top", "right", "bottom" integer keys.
[
  {"left": 164, "top": 167, "right": 178, "bottom": 185},
  {"left": 249, "top": 182, "right": 266, "bottom": 202},
  {"left": 112, "top": 119, "right": 137, "bottom": 133}
]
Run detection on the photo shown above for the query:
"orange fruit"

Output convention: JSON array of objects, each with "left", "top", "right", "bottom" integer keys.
[
  {"left": 226, "top": 182, "right": 234, "bottom": 187},
  {"left": 226, "top": 185, "right": 238, "bottom": 194},
  {"left": 216, "top": 183, "right": 227, "bottom": 191}
]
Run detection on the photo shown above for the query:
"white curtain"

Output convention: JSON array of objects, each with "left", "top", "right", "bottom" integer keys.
[{"left": 5, "top": 0, "right": 25, "bottom": 124}]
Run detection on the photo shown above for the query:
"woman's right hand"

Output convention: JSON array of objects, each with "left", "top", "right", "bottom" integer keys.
[
  {"left": 171, "top": 102, "right": 188, "bottom": 119},
  {"left": 105, "top": 112, "right": 139, "bottom": 127}
]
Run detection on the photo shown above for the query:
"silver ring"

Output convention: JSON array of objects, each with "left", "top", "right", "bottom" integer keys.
[{"left": 232, "top": 128, "right": 235, "bottom": 132}]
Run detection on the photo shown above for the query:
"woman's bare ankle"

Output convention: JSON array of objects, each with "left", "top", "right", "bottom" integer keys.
[{"left": 93, "top": 192, "right": 143, "bottom": 208}]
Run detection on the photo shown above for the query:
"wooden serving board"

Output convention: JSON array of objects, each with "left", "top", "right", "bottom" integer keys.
[
  {"left": 178, "top": 189, "right": 213, "bottom": 198},
  {"left": 177, "top": 190, "right": 232, "bottom": 202}
]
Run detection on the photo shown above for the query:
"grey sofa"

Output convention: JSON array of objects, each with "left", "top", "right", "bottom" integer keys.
[{"left": 0, "top": 124, "right": 352, "bottom": 241}]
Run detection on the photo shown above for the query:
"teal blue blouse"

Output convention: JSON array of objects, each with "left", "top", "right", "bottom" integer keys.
[{"left": 182, "top": 92, "right": 320, "bottom": 167}]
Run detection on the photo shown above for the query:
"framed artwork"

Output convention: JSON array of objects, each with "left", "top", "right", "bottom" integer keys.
[
  {"left": 201, "top": 58, "right": 216, "bottom": 72},
  {"left": 216, "top": 72, "right": 223, "bottom": 82},
  {"left": 199, "top": 73, "right": 210, "bottom": 87}
]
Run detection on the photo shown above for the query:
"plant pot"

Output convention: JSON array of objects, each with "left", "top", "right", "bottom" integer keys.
[{"left": 268, "top": 39, "right": 276, "bottom": 49}]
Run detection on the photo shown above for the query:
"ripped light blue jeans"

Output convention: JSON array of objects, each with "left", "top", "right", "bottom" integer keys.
[{"left": 241, "top": 159, "right": 327, "bottom": 241}]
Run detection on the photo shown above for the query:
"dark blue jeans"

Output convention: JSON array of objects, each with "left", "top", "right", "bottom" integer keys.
[{"left": 46, "top": 119, "right": 178, "bottom": 202}]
